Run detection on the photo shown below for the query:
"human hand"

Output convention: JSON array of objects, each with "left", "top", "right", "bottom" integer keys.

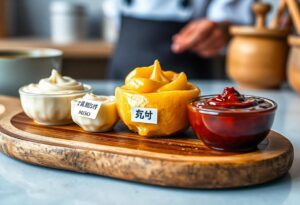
[{"left": 171, "top": 19, "right": 230, "bottom": 58}]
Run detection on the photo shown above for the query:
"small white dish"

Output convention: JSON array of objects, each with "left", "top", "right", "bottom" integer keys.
[{"left": 19, "top": 85, "right": 92, "bottom": 125}]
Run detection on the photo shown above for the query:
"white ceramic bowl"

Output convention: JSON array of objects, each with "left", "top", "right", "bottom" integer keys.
[
  {"left": 19, "top": 85, "right": 92, "bottom": 125},
  {"left": 0, "top": 48, "right": 62, "bottom": 96}
]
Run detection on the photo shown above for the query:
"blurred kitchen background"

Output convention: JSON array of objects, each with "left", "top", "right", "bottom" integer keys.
[{"left": 0, "top": 0, "right": 280, "bottom": 79}]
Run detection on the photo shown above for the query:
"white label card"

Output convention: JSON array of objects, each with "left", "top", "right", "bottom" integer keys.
[
  {"left": 73, "top": 99, "right": 102, "bottom": 119},
  {"left": 131, "top": 107, "right": 158, "bottom": 124}
]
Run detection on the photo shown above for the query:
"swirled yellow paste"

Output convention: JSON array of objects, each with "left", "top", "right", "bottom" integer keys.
[{"left": 122, "top": 60, "right": 192, "bottom": 93}]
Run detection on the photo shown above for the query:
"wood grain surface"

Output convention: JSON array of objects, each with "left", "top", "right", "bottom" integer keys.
[
  {"left": 0, "top": 96, "right": 294, "bottom": 188},
  {"left": 0, "top": 38, "right": 113, "bottom": 59}
]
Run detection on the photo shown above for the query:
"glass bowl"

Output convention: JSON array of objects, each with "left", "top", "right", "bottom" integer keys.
[{"left": 187, "top": 95, "right": 277, "bottom": 151}]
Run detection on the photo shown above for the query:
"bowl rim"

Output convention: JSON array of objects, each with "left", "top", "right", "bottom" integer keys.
[
  {"left": 19, "top": 84, "right": 92, "bottom": 97},
  {"left": 188, "top": 95, "right": 277, "bottom": 116},
  {"left": 0, "top": 47, "right": 63, "bottom": 60},
  {"left": 230, "top": 26, "right": 289, "bottom": 38}
]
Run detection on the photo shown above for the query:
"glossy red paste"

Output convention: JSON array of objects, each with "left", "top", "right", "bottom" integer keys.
[
  {"left": 188, "top": 87, "right": 277, "bottom": 151},
  {"left": 206, "top": 87, "right": 255, "bottom": 108}
]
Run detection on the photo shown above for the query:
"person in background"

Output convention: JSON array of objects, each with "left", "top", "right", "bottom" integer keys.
[{"left": 108, "top": 0, "right": 254, "bottom": 79}]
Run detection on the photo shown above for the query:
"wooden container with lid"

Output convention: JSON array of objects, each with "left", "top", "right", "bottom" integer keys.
[
  {"left": 286, "top": 0, "right": 300, "bottom": 94},
  {"left": 227, "top": 3, "right": 289, "bottom": 89},
  {"left": 288, "top": 36, "right": 300, "bottom": 94}
]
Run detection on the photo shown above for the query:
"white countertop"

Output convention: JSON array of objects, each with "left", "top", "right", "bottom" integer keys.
[{"left": 0, "top": 80, "right": 299, "bottom": 205}]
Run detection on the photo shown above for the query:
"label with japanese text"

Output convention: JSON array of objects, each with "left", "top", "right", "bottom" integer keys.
[
  {"left": 73, "top": 99, "right": 102, "bottom": 119},
  {"left": 131, "top": 107, "right": 158, "bottom": 124}
]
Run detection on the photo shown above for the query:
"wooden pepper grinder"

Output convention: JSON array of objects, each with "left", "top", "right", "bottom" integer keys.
[{"left": 227, "top": 2, "right": 289, "bottom": 89}]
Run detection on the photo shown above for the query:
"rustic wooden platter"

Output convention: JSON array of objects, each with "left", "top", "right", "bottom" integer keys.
[{"left": 0, "top": 96, "right": 294, "bottom": 188}]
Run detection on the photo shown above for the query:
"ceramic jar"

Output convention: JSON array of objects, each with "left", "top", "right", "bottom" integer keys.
[
  {"left": 50, "top": 1, "right": 86, "bottom": 43},
  {"left": 227, "top": 3, "right": 289, "bottom": 89}
]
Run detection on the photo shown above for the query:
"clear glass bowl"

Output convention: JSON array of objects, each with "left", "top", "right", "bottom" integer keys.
[{"left": 187, "top": 95, "right": 277, "bottom": 151}]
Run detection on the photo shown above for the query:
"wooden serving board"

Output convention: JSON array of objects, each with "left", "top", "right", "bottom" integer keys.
[{"left": 0, "top": 96, "right": 294, "bottom": 188}]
